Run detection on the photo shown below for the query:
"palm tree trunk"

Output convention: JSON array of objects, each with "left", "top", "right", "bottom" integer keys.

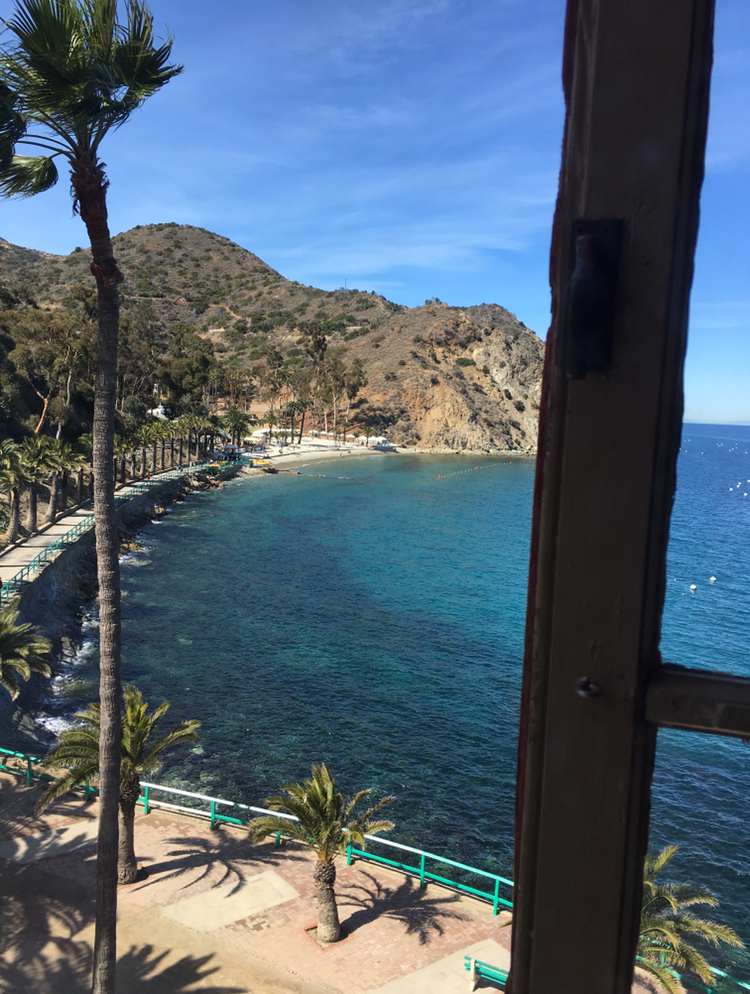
[
  {"left": 4, "top": 488, "right": 20, "bottom": 544},
  {"left": 118, "top": 797, "right": 139, "bottom": 884},
  {"left": 314, "top": 858, "right": 341, "bottom": 943},
  {"left": 46, "top": 473, "right": 58, "bottom": 524},
  {"left": 26, "top": 483, "right": 37, "bottom": 534},
  {"left": 77, "top": 468, "right": 85, "bottom": 504},
  {"left": 74, "top": 158, "right": 123, "bottom": 994}
]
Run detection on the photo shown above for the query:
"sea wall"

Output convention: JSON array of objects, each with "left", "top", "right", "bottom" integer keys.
[{"left": 1, "top": 466, "right": 241, "bottom": 753}]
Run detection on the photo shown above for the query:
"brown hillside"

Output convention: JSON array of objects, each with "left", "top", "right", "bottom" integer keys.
[{"left": 0, "top": 223, "right": 544, "bottom": 452}]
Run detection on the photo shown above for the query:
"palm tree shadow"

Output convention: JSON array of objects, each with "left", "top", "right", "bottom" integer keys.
[
  {"left": 0, "top": 860, "right": 92, "bottom": 964},
  {"left": 133, "top": 831, "right": 305, "bottom": 897},
  {"left": 0, "top": 940, "right": 245, "bottom": 992},
  {"left": 339, "top": 869, "right": 469, "bottom": 945},
  {"left": 118, "top": 944, "right": 245, "bottom": 992}
]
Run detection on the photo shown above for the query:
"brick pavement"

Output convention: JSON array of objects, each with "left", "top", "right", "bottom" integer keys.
[{"left": 0, "top": 785, "right": 513, "bottom": 993}]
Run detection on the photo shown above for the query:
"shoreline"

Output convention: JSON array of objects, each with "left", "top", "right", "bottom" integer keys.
[
  {"left": 2, "top": 465, "right": 238, "bottom": 752},
  {"left": 1, "top": 444, "right": 530, "bottom": 752}
]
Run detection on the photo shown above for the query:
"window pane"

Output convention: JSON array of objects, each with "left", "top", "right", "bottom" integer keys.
[
  {"left": 647, "top": 728, "right": 750, "bottom": 987},
  {"left": 660, "top": 0, "right": 750, "bottom": 674},
  {"left": 661, "top": 423, "right": 750, "bottom": 675}
]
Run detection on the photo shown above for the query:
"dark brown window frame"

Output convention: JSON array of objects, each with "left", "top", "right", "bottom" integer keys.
[{"left": 508, "top": 1, "right": 750, "bottom": 991}]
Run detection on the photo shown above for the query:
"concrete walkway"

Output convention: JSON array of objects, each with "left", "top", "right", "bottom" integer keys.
[
  {"left": 0, "top": 447, "right": 371, "bottom": 591},
  {"left": 0, "top": 499, "right": 96, "bottom": 587},
  {"left": 0, "top": 468, "right": 201, "bottom": 589},
  {"left": 0, "top": 777, "right": 513, "bottom": 993}
]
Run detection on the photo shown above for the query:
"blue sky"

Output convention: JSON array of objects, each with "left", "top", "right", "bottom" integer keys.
[{"left": 0, "top": 0, "right": 748, "bottom": 423}]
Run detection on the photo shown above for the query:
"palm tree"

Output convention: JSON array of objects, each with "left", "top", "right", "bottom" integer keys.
[
  {"left": 262, "top": 408, "right": 279, "bottom": 445},
  {"left": 283, "top": 399, "right": 302, "bottom": 445},
  {"left": 0, "top": 5, "right": 181, "bottom": 989},
  {"left": 45, "top": 439, "right": 84, "bottom": 523},
  {"left": 250, "top": 763, "right": 394, "bottom": 943},
  {"left": 0, "top": 596, "right": 52, "bottom": 699},
  {"left": 175, "top": 414, "right": 190, "bottom": 466},
  {"left": 113, "top": 432, "right": 129, "bottom": 485},
  {"left": 133, "top": 422, "right": 152, "bottom": 478},
  {"left": 164, "top": 419, "right": 179, "bottom": 469},
  {"left": 637, "top": 844, "right": 744, "bottom": 994},
  {"left": 39, "top": 684, "right": 199, "bottom": 884},
  {"left": 75, "top": 432, "right": 94, "bottom": 500},
  {"left": 178, "top": 412, "right": 201, "bottom": 463},
  {"left": 295, "top": 397, "right": 310, "bottom": 444},
  {"left": 0, "top": 438, "right": 29, "bottom": 544},
  {"left": 20, "top": 435, "right": 56, "bottom": 534},
  {"left": 222, "top": 406, "right": 250, "bottom": 446}
]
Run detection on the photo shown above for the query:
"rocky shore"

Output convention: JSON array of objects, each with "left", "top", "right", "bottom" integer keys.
[{"left": 1, "top": 465, "right": 242, "bottom": 755}]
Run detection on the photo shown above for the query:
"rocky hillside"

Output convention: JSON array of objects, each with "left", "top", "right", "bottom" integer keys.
[{"left": 0, "top": 223, "right": 545, "bottom": 452}]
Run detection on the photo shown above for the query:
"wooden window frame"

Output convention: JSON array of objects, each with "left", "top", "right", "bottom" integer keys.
[{"left": 509, "top": 1, "right": 750, "bottom": 991}]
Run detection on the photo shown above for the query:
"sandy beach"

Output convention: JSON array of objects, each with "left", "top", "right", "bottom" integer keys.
[{"left": 242, "top": 439, "right": 393, "bottom": 470}]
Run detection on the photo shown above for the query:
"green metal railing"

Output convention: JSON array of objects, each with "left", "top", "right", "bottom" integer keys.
[
  {"left": 3, "top": 743, "right": 749, "bottom": 991},
  {"left": 138, "top": 780, "right": 297, "bottom": 837},
  {"left": 347, "top": 835, "right": 513, "bottom": 915},
  {"left": 0, "top": 746, "right": 509, "bottom": 913},
  {"left": 635, "top": 957, "right": 750, "bottom": 994},
  {"left": 671, "top": 967, "right": 750, "bottom": 994},
  {"left": 0, "top": 462, "right": 220, "bottom": 603},
  {"left": 0, "top": 746, "right": 42, "bottom": 787}
]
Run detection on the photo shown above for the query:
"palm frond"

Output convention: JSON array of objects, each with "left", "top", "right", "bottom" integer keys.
[
  {"left": 639, "top": 844, "right": 745, "bottom": 992},
  {"left": 38, "top": 756, "right": 99, "bottom": 810},
  {"left": 0, "top": 0, "right": 181, "bottom": 169},
  {"left": 0, "top": 152, "right": 58, "bottom": 195},
  {"left": 0, "top": 81, "right": 26, "bottom": 167},
  {"left": 251, "top": 813, "right": 309, "bottom": 847},
  {"left": 36, "top": 684, "right": 198, "bottom": 807},
  {"left": 0, "top": 596, "right": 52, "bottom": 698},
  {"left": 636, "top": 956, "right": 684, "bottom": 994},
  {"left": 250, "top": 763, "right": 394, "bottom": 862}
]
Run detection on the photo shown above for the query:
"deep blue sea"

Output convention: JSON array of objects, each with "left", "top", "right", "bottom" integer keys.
[{"left": 43, "top": 425, "right": 750, "bottom": 975}]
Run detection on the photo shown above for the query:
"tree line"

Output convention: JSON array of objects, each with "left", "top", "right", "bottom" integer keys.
[{"left": 0, "top": 283, "right": 371, "bottom": 446}]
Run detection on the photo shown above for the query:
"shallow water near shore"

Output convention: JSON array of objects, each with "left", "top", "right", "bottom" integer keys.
[
  {"left": 40, "top": 435, "right": 750, "bottom": 973},
  {"left": 50, "top": 453, "right": 533, "bottom": 877}
]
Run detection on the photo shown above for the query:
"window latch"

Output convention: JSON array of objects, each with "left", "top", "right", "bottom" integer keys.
[{"left": 562, "top": 218, "right": 623, "bottom": 379}]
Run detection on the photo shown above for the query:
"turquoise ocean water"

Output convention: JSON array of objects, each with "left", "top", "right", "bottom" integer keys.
[{"left": 43, "top": 425, "right": 750, "bottom": 973}]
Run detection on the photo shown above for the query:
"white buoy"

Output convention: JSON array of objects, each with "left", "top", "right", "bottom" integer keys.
[
  {"left": 690, "top": 584, "right": 697, "bottom": 592},
  {"left": 710, "top": 576, "right": 716, "bottom": 583}
]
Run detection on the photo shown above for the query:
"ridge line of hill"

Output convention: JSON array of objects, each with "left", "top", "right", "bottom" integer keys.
[{"left": 0, "top": 223, "right": 544, "bottom": 452}]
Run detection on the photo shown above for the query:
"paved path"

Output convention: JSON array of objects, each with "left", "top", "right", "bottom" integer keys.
[
  {"left": 0, "top": 468, "right": 199, "bottom": 589},
  {"left": 0, "top": 500, "right": 96, "bottom": 586},
  {"left": 0, "top": 448, "right": 367, "bottom": 590},
  {"left": 0, "top": 778, "right": 513, "bottom": 993}
]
